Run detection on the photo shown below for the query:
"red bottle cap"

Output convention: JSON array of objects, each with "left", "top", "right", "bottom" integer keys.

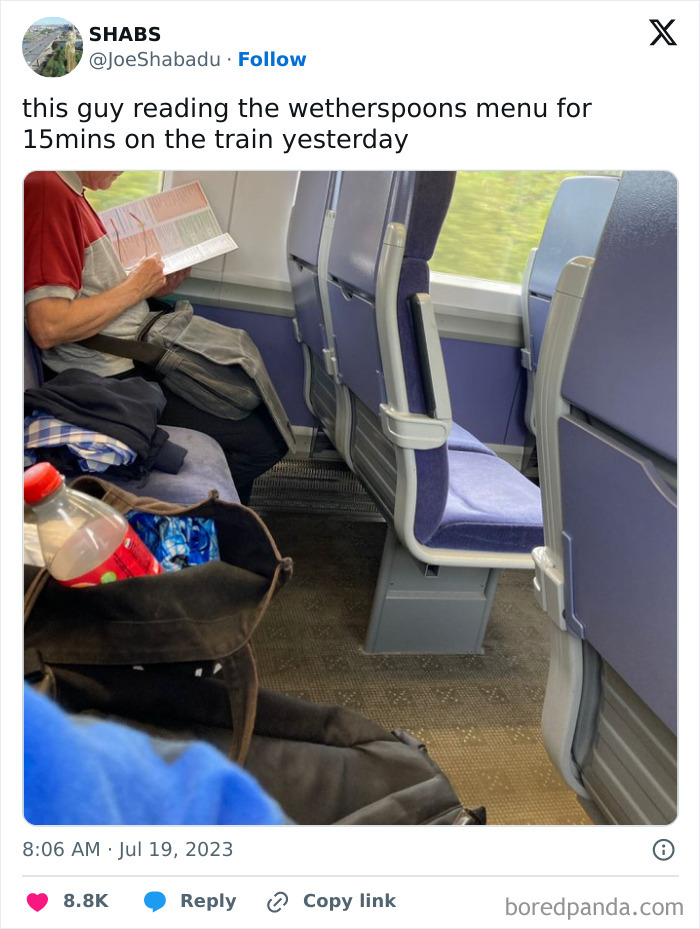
[{"left": 24, "top": 463, "right": 63, "bottom": 505}]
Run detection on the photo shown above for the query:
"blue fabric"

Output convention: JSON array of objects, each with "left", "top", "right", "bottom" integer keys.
[
  {"left": 403, "top": 173, "right": 456, "bottom": 261},
  {"left": 424, "top": 450, "right": 543, "bottom": 553},
  {"left": 397, "top": 258, "right": 430, "bottom": 415},
  {"left": 414, "top": 422, "right": 496, "bottom": 545},
  {"left": 126, "top": 512, "right": 220, "bottom": 571},
  {"left": 24, "top": 685, "right": 287, "bottom": 825},
  {"left": 448, "top": 423, "right": 496, "bottom": 455},
  {"left": 113, "top": 426, "right": 239, "bottom": 505},
  {"left": 389, "top": 176, "right": 455, "bottom": 545},
  {"left": 414, "top": 450, "right": 449, "bottom": 544},
  {"left": 25, "top": 412, "right": 136, "bottom": 472}
]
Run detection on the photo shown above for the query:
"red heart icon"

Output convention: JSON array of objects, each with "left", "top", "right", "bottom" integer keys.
[{"left": 27, "top": 894, "right": 48, "bottom": 912}]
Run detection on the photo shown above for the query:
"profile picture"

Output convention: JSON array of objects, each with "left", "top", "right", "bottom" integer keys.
[{"left": 23, "top": 18, "right": 82, "bottom": 77}]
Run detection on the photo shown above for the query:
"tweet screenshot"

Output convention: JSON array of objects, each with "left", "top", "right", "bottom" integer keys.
[{"left": 1, "top": 0, "right": 697, "bottom": 926}]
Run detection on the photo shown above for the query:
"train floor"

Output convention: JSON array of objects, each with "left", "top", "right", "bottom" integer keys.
[{"left": 251, "top": 458, "right": 591, "bottom": 825}]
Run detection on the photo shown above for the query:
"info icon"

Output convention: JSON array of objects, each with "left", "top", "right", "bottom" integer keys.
[
  {"left": 652, "top": 839, "right": 675, "bottom": 861},
  {"left": 23, "top": 17, "right": 82, "bottom": 77}
]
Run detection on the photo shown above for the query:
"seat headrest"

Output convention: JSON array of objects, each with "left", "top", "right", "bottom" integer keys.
[
  {"left": 530, "top": 175, "right": 619, "bottom": 300},
  {"left": 328, "top": 172, "right": 456, "bottom": 296}
]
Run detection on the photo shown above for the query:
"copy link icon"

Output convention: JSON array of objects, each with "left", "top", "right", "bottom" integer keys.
[{"left": 267, "top": 891, "right": 289, "bottom": 913}]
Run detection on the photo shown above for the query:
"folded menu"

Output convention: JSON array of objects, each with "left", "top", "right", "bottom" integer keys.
[{"left": 99, "top": 181, "right": 238, "bottom": 275}]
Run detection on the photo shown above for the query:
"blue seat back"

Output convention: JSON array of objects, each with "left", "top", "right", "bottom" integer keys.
[
  {"left": 327, "top": 172, "right": 456, "bottom": 542},
  {"left": 287, "top": 172, "right": 338, "bottom": 360},
  {"left": 528, "top": 176, "right": 618, "bottom": 373},
  {"left": 562, "top": 173, "right": 676, "bottom": 462},
  {"left": 559, "top": 171, "right": 677, "bottom": 732}
]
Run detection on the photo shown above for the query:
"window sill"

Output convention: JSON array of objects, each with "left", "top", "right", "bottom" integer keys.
[
  {"left": 431, "top": 273, "right": 524, "bottom": 346},
  {"left": 175, "top": 272, "right": 524, "bottom": 344},
  {"left": 175, "top": 276, "right": 295, "bottom": 317}
]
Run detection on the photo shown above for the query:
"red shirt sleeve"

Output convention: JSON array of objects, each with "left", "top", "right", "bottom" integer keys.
[{"left": 24, "top": 173, "right": 91, "bottom": 299}]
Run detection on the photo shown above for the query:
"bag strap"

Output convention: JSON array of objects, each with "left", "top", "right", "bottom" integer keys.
[
  {"left": 24, "top": 568, "right": 50, "bottom": 624},
  {"left": 79, "top": 305, "right": 174, "bottom": 365},
  {"left": 138, "top": 305, "right": 173, "bottom": 340},
  {"left": 24, "top": 569, "right": 56, "bottom": 696},
  {"left": 222, "top": 646, "right": 259, "bottom": 764},
  {"left": 78, "top": 332, "right": 165, "bottom": 368}
]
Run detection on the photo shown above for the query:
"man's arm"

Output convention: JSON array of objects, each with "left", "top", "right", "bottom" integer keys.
[{"left": 26, "top": 255, "right": 167, "bottom": 350}]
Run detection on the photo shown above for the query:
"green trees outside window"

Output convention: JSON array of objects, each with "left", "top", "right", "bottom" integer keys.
[
  {"left": 85, "top": 172, "right": 164, "bottom": 212},
  {"left": 85, "top": 171, "right": 620, "bottom": 288},
  {"left": 431, "top": 171, "right": 620, "bottom": 284}
]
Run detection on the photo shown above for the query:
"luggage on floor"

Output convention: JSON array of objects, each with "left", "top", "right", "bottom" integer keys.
[{"left": 24, "top": 477, "right": 484, "bottom": 825}]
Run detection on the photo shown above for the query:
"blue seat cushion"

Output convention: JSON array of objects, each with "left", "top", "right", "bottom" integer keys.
[
  {"left": 108, "top": 427, "right": 239, "bottom": 506},
  {"left": 414, "top": 425, "right": 496, "bottom": 544},
  {"left": 448, "top": 422, "right": 496, "bottom": 455},
  {"left": 424, "top": 450, "right": 543, "bottom": 553}
]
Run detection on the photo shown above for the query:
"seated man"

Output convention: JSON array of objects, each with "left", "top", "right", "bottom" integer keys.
[
  {"left": 25, "top": 685, "right": 288, "bottom": 825},
  {"left": 24, "top": 171, "right": 287, "bottom": 503}
]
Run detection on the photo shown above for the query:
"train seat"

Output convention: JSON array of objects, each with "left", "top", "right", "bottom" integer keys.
[
  {"left": 322, "top": 172, "right": 543, "bottom": 653},
  {"left": 533, "top": 171, "right": 677, "bottom": 823},
  {"left": 445, "top": 421, "right": 498, "bottom": 454},
  {"left": 287, "top": 171, "right": 336, "bottom": 361},
  {"left": 24, "top": 328, "right": 239, "bottom": 505},
  {"left": 286, "top": 172, "right": 351, "bottom": 456},
  {"left": 521, "top": 175, "right": 619, "bottom": 433},
  {"left": 425, "top": 447, "right": 543, "bottom": 553}
]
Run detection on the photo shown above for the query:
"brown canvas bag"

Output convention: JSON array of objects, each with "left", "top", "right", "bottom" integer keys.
[{"left": 25, "top": 478, "right": 484, "bottom": 825}]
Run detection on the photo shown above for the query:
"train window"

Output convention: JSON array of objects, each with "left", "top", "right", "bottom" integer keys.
[
  {"left": 85, "top": 171, "right": 164, "bottom": 212},
  {"left": 431, "top": 170, "right": 620, "bottom": 284}
]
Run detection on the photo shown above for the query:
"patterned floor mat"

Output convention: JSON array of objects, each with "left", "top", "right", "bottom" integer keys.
[{"left": 253, "top": 509, "right": 592, "bottom": 826}]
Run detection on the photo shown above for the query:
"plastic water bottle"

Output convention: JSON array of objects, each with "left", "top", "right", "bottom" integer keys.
[{"left": 23, "top": 463, "right": 162, "bottom": 587}]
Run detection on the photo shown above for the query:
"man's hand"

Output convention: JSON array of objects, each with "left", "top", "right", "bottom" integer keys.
[
  {"left": 153, "top": 266, "right": 192, "bottom": 298},
  {"left": 126, "top": 254, "right": 167, "bottom": 302}
]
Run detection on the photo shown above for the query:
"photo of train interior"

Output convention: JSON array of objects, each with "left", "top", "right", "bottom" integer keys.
[{"left": 23, "top": 170, "right": 676, "bottom": 827}]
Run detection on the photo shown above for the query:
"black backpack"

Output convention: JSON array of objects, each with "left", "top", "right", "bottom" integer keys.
[{"left": 24, "top": 477, "right": 485, "bottom": 826}]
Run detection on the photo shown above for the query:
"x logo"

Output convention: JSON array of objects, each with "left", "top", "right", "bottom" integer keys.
[{"left": 650, "top": 18, "right": 677, "bottom": 45}]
